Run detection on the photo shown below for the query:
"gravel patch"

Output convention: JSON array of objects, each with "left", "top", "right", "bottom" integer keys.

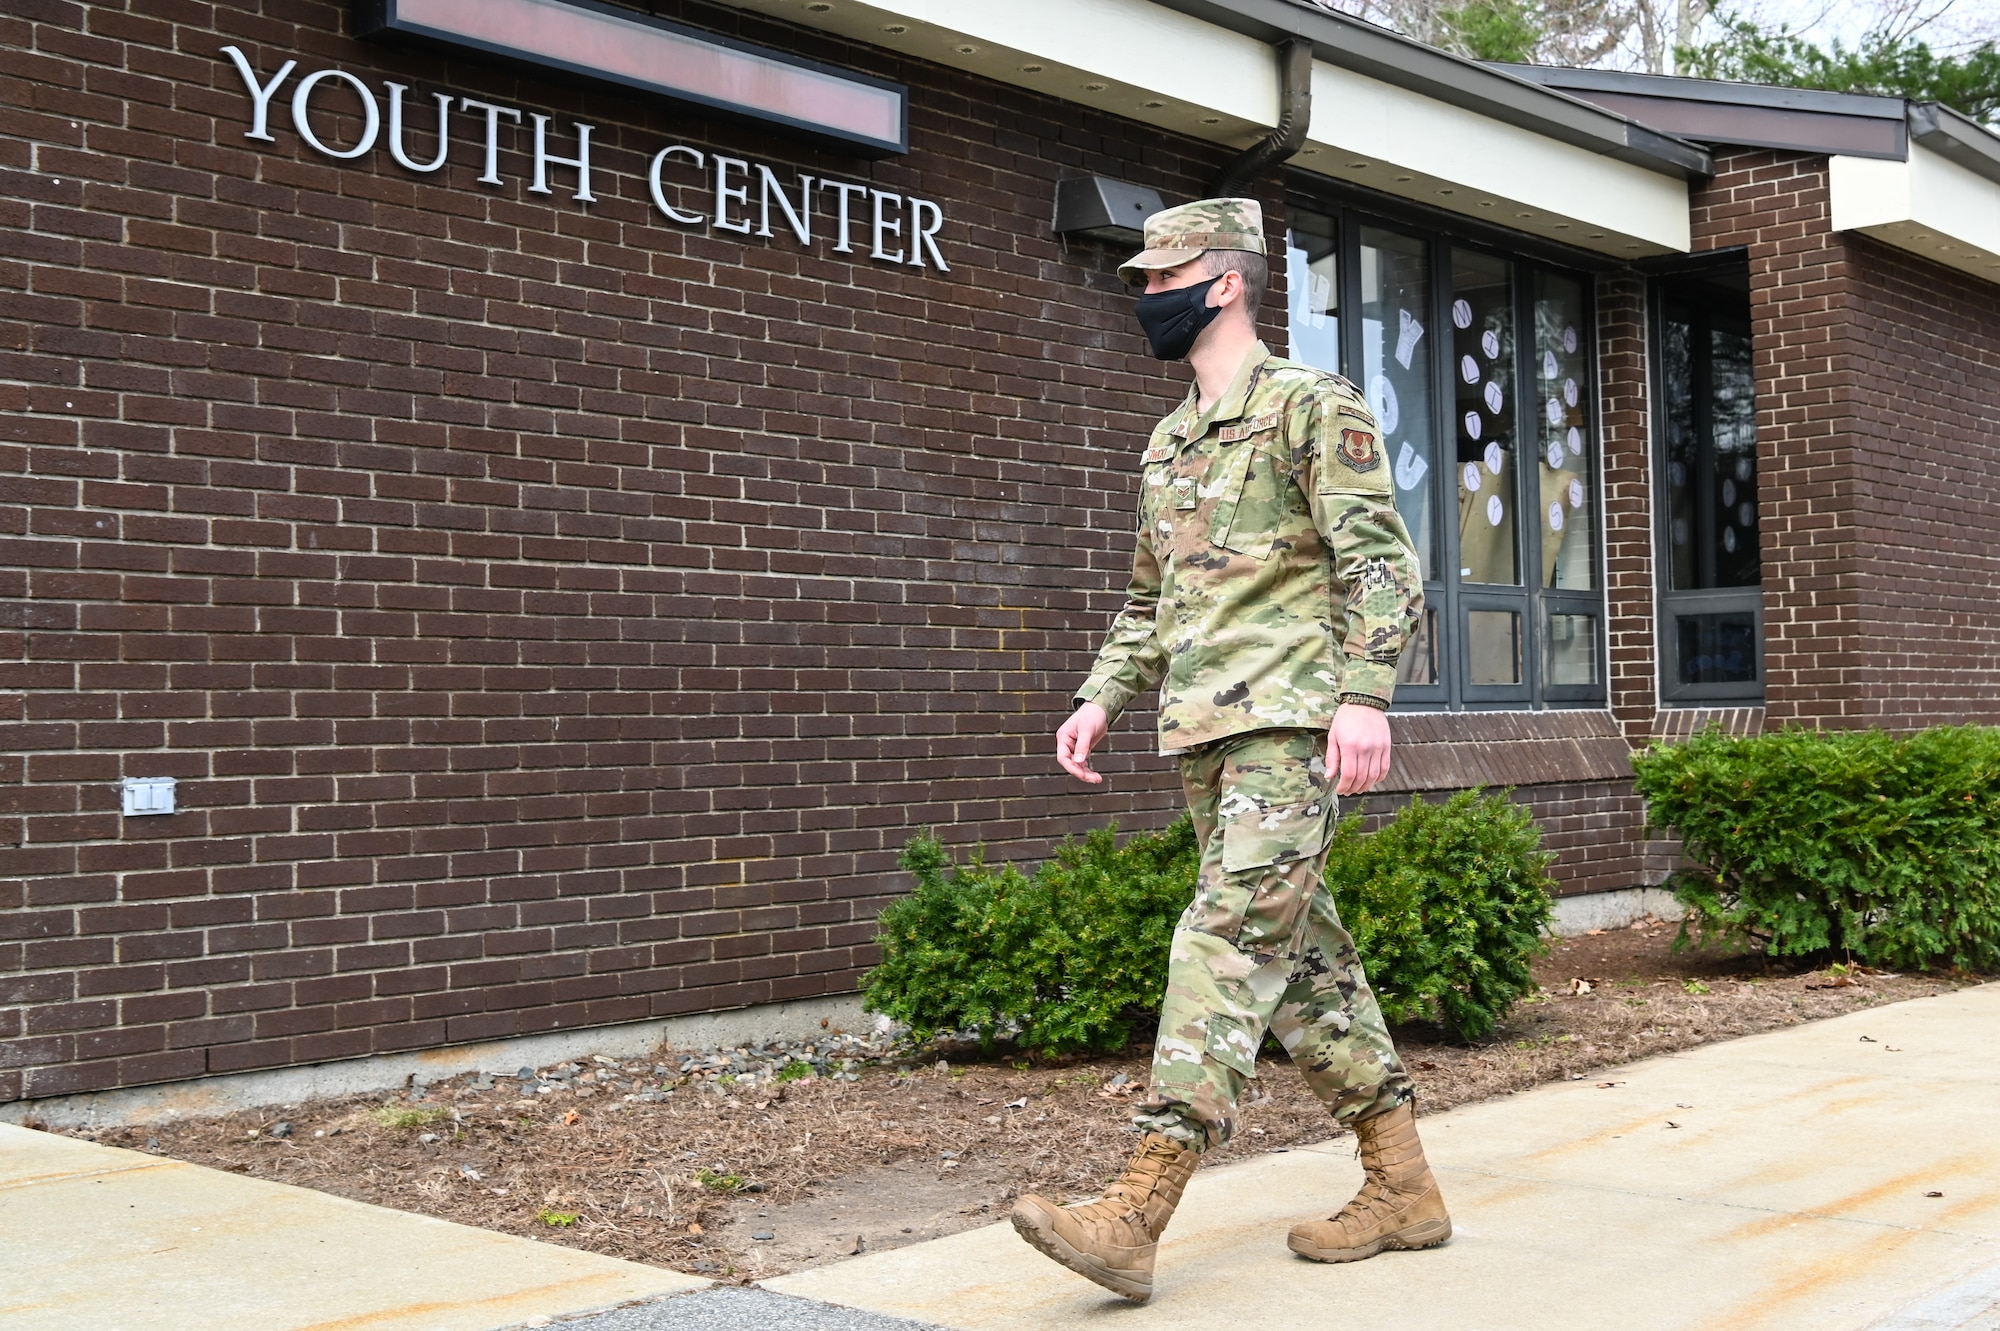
[{"left": 536, "top": 1287, "right": 945, "bottom": 1330}]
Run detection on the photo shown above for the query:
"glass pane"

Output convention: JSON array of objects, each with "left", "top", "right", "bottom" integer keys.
[
  {"left": 1662, "top": 313, "right": 1697, "bottom": 591},
  {"left": 1534, "top": 271, "right": 1594, "bottom": 590},
  {"left": 1676, "top": 612, "right": 1759, "bottom": 685},
  {"left": 1467, "top": 609, "right": 1521, "bottom": 685},
  {"left": 1452, "top": 249, "right": 1518, "bottom": 585},
  {"left": 1711, "top": 327, "right": 1760, "bottom": 587},
  {"left": 1397, "top": 607, "right": 1438, "bottom": 686},
  {"left": 1359, "top": 225, "right": 1437, "bottom": 581},
  {"left": 1662, "top": 297, "right": 1758, "bottom": 593},
  {"left": 1547, "top": 612, "right": 1600, "bottom": 686},
  {"left": 1285, "top": 210, "right": 1340, "bottom": 375}
]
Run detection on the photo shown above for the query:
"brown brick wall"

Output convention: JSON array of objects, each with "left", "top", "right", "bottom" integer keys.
[
  {"left": 1686, "top": 148, "right": 2000, "bottom": 731},
  {"left": 1842, "top": 233, "right": 2000, "bottom": 723},
  {"left": 1596, "top": 269, "right": 1659, "bottom": 746},
  {"left": 3, "top": 0, "right": 1250, "bottom": 1100},
  {"left": 1696, "top": 151, "right": 1865, "bottom": 724}
]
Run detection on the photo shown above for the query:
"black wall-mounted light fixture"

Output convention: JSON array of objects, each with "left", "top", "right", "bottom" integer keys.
[{"left": 1053, "top": 176, "right": 1167, "bottom": 246}]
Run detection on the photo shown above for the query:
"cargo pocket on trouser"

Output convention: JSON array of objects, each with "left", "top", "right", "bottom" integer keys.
[
  {"left": 1220, "top": 799, "right": 1333, "bottom": 960},
  {"left": 1204, "top": 1013, "right": 1258, "bottom": 1080}
]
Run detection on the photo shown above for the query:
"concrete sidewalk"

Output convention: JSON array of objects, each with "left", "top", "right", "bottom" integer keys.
[
  {"left": 771, "top": 984, "right": 2000, "bottom": 1331},
  {"left": 0, "top": 1123, "right": 707, "bottom": 1331}
]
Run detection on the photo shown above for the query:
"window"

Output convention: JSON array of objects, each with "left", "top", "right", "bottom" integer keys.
[
  {"left": 1284, "top": 198, "right": 1605, "bottom": 710},
  {"left": 1654, "top": 265, "right": 1763, "bottom": 702}
]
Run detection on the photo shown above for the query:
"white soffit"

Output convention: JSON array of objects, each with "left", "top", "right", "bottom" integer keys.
[
  {"left": 1830, "top": 144, "right": 2000, "bottom": 283},
  {"left": 717, "top": 0, "right": 1693, "bottom": 256}
]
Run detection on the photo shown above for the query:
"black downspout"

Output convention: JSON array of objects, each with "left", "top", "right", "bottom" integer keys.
[{"left": 1212, "top": 38, "right": 1314, "bottom": 198}]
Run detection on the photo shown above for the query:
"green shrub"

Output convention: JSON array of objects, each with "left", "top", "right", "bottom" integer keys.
[
  {"left": 863, "top": 819, "right": 1196, "bottom": 1055},
  {"left": 864, "top": 790, "right": 1554, "bottom": 1051},
  {"left": 1632, "top": 725, "right": 2000, "bottom": 971},
  {"left": 1320, "top": 790, "right": 1556, "bottom": 1040}
]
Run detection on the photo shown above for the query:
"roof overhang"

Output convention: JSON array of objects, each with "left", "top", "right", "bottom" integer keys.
[
  {"left": 708, "top": 0, "right": 1705, "bottom": 257},
  {"left": 1499, "top": 65, "right": 1908, "bottom": 160},
  {"left": 1831, "top": 124, "right": 2000, "bottom": 282}
]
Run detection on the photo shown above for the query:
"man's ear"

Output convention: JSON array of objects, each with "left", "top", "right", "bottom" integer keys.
[{"left": 1205, "top": 269, "right": 1244, "bottom": 309}]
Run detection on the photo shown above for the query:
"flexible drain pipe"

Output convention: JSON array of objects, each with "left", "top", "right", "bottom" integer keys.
[{"left": 1213, "top": 37, "right": 1314, "bottom": 198}]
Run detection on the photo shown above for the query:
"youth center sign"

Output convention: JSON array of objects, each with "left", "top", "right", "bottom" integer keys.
[{"left": 219, "top": 0, "right": 949, "bottom": 270}]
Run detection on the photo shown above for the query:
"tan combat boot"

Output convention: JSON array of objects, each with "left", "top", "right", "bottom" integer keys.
[
  {"left": 1010, "top": 1133, "right": 1198, "bottom": 1302},
  {"left": 1288, "top": 1101, "right": 1452, "bottom": 1262}
]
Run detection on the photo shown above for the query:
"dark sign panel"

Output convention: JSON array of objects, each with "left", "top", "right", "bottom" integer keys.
[{"left": 355, "top": 0, "right": 909, "bottom": 156}]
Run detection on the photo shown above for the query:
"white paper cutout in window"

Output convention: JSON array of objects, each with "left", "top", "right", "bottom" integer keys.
[
  {"left": 1452, "top": 298, "right": 1473, "bottom": 329},
  {"left": 1563, "top": 325, "right": 1578, "bottom": 354},
  {"left": 1563, "top": 377, "right": 1578, "bottom": 408},
  {"left": 1672, "top": 517, "right": 1689, "bottom": 545},
  {"left": 1486, "top": 494, "right": 1504, "bottom": 526},
  {"left": 1543, "top": 349, "right": 1558, "bottom": 380},
  {"left": 1480, "top": 328, "right": 1500, "bottom": 360},
  {"left": 1460, "top": 354, "right": 1480, "bottom": 384},
  {"left": 1569, "top": 477, "right": 1584, "bottom": 509},
  {"left": 1547, "top": 439, "right": 1565, "bottom": 470},
  {"left": 1368, "top": 375, "right": 1400, "bottom": 435},
  {"left": 1484, "top": 441, "right": 1503, "bottom": 475},
  {"left": 1462, "top": 461, "right": 1482, "bottom": 492},
  {"left": 1483, "top": 380, "right": 1504, "bottom": 414},
  {"left": 1567, "top": 425, "right": 1582, "bottom": 457},
  {"left": 1396, "top": 309, "right": 1423, "bottom": 369},
  {"left": 1722, "top": 478, "right": 1736, "bottom": 507},
  {"left": 1545, "top": 398, "right": 1563, "bottom": 426},
  {"left": 1739, "top": 501, "right": 1755, "bottom": 527},
  {"left": 1464, "top": 410, "right": 1482, "bottom": 440},
  {"left": 1396, "top": 441, "right": 1429, "bottom": 492},
  {"left": 1548, "top": 501, "right": 1564, "bottom": 532},
  {"left": 1723, "top": 526, "right": 1738, "bottom": 554}
]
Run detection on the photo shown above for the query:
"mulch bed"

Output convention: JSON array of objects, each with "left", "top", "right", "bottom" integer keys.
[{"left": 53, "top": 921, "right": 1983, "bottom": 1281}]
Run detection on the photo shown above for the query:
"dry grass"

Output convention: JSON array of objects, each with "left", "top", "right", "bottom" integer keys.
[{"left": 64, "top": 922, "right": 1982, "bottom": 1280}]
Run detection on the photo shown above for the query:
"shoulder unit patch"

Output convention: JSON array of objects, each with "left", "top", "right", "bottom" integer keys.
[{"left": 1337, "top": 426, "right": 1381, "bottom": 473}]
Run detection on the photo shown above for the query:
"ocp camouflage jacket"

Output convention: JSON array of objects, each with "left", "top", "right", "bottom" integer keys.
[{"left": 1075, "top": 342, "right": 1424, "bottom": 752}]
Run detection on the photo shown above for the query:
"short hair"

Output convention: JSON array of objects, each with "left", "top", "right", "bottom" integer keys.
[{"left": 1200, "top": 248, "right": 1269, "bottom": 319}]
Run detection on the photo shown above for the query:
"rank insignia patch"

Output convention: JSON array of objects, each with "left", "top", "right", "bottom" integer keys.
[{"left": 1337, "top": 427, "right": 1381, "bottom": 472}]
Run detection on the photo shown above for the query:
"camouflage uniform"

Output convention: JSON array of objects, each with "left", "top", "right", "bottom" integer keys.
[{"left": 1076, "top": 199, "right": 1424, "bottom": 1153}]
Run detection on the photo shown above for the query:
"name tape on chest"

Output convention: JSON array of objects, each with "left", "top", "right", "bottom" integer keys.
[{"left": 1141, "top": 443, "right": 1176, "bottom": 465}]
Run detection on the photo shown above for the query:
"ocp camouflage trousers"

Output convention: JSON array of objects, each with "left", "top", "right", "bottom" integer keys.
[{"left": 1133, "top": 727, "right": 1413, "bottom": 1152}]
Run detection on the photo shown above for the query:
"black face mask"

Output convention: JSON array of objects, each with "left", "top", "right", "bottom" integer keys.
[{"left": 1134, "top": 276, "right": 1223, "bottom": 361}]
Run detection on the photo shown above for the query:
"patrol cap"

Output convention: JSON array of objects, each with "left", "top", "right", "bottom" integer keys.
[{"left": 1117, "top": 197, "right": 1267, "bottom": 286}]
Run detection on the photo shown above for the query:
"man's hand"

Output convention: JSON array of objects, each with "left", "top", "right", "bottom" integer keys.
[
  {"left": 1056, "top": 702, "right": 1111, "bottom": 784},
  {"left": 1327, "top": 702, "right": 1393, "bottom": 796}
]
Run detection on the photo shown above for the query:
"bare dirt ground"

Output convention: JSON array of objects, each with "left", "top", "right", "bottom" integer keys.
[{"left": 54, "top": 921, "right": 1983, "bottom": 1282}]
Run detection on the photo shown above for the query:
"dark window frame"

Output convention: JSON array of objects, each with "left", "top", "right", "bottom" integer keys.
[
  {"left": 1649, "top": 261, "right": 1766, "bottom": 705},
  {"left": 1283, "top": 186, "right": 1609, "bottom": 713}
]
